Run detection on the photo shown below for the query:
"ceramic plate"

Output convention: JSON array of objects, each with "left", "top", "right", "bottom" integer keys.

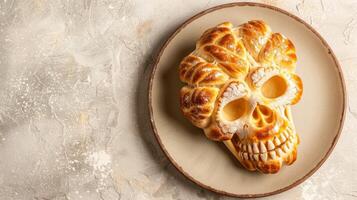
[{"left": 148, "top": 2, "right": 346, "bottom": 198}]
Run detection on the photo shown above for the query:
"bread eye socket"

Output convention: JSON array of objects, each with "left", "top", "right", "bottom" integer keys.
[
  {"left": 222, "top": 98, "right": 248, "bottom": 121},
  {"left": 261, "top": 75, "right": 287, "bottom": 99}
]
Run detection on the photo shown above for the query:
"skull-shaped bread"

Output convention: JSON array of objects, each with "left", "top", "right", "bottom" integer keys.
[{"left": 179, "top": 20, "right": 303, "bottom": 174}]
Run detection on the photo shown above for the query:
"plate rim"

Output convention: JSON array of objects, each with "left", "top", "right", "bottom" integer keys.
[{"left": 148, "top": 2, "right": 347, "bottom": 198}]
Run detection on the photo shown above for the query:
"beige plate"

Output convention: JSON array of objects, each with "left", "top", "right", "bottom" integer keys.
[{"left": 148, "top": 2, "right": 346, "bottom": 198}]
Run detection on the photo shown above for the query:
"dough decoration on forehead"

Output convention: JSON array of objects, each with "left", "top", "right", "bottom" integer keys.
[{"left": 179, "top": 20, "right": 303, "bottom": 173}]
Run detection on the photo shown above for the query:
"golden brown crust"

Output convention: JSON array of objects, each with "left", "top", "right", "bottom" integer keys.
[
  {"left": 195, "top": 22, "right": 250, "bottom": 79},
  {"left": 179, "top": 54, "right": 229, "bottom": 86},
  {"left": 201, "top": 45, "right": 249, "bottom": 78},
  {"left": 290, "top": 74, "right": 303, "bottom": 105},
  {"left": 179, "top": 20, "right": 303, "bottom": 174},
  {"left": 227, "top": 121, "right": 298, "bottom": 174},
  {"left": 284, "top": 147, "right": 298, "bottom": 165},
  {"left": 258, "top": 33, "right": 297, "bottom": 71},
  {"left": 256, "top": 160, "right": 282, "bottom": 174},
  {"left": 180, "top": 86, "right": 219, "bottom": 128},
  {"left": 204, "top": 123, "right": 232, "bottom": 141},
  {"left": 197, "top": 22, "right": 233, "bottom": 47},
  {"left": 230, "top": 135, "right": 256, "bottom": 171},
  {"left": 240, "top": 20, "right": 272, "bottom": 59}
]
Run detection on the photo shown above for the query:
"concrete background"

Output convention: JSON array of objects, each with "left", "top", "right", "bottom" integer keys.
[{"left": 0, "top": 0, "right": 356, "bottom": 199}]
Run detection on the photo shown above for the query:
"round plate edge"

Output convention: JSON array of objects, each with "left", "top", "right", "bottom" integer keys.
[{"left": 147, "top": 2, "right": 347, "bottom": 198}]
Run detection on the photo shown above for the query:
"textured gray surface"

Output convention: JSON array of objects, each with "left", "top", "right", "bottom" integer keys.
[{"left": 0, "top": 0, "right": 356, "bottom": 199}]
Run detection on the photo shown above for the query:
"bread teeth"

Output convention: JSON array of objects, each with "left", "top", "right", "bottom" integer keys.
[
  {"left": 282, "top": 144, "right": 289, "bottom": 153},
  {"left": 289, "top": 135, "right": 294, "bottom": 141},
  {"left": 248, "top": 144, "right": 253, "bottom": 154},
  {"left": 267, "top": 140, "right": 275, "bottom": 150},
  {"left": 276, "top": 148, "right": 284, "bottom": 157},
  {"left": 253, "top": 154, "right": 260, "bottom": 161},
  {"left": 286, "top": 140, "right": 293, "bottom": 149},
  {"left": 274, "top": 137, "right": 281, "bottom": 146},
  {"left": 239, "top": 152, "right": 243, "bottom": 160},
  {"left": 243, "top": 144, "right": 247, "bottom": 152},
  {"left": 243, "top": 152, "right": 249, "bottom": 160},
  {"left": 269, "top": 151, "right": 277, "bottom": 159},
  {"left": 259, "top": 141, "right": 267, "bottom": 153},
  {"left": 280, "top": 134, "right": 286, "bottom": 143},
  {"left": 260, "top": 153, "right": 268, "bottom": 162},
  {"left": 284, "top": 131, "right": 289, "bottom": 138},
  {"left": 249, "top": 153, "right": 254, "bottom": 161},
  {"left": 253, "top": 143, "right": 259, "bottom": 153}
]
